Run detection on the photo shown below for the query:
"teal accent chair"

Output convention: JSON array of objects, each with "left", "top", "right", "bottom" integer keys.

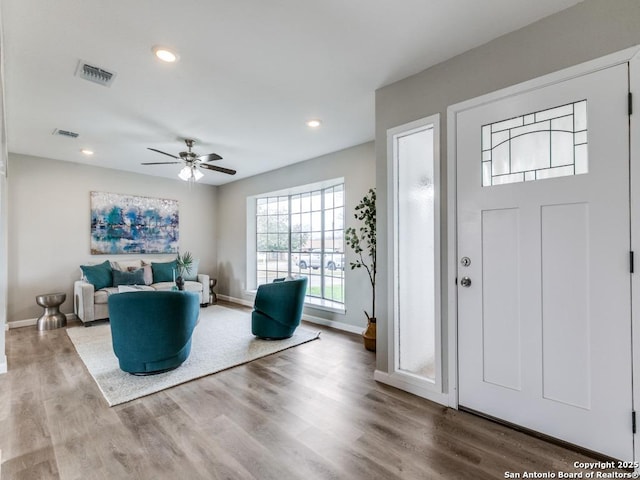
[
  {"left": 108, "top": 291, "right": 200, "bottom": 375},
  {"left": 252, "top": 277, "right": 308, "bottom": 339}
]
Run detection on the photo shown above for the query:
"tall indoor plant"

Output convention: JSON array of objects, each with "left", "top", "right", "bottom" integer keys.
[{"left": 345, "top": 188, "right": 376, "bottom": 351}]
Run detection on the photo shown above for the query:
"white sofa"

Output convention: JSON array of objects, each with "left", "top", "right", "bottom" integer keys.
[{"left": 73, "top": 258, "right": 209, "bottom": 324}]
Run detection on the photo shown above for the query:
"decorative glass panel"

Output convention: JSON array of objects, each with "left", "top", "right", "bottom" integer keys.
[
  {"left": 396, "top": 127, "right": 436, "bottom": 381},
  {"left": 482, "top": 100, "right": 588, "bottom": 187}
]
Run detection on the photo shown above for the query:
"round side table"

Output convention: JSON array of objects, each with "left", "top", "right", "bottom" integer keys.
[{"left": 36, "top": 292, "right": 67, "bottom": 331}]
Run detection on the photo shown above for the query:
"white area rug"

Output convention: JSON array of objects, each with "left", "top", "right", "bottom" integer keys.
[{"left": 66, "top": 305, "right": 320, "bottom": 407}]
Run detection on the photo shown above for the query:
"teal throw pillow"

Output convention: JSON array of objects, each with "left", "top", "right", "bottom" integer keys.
[
  {"left": 151, "top": 260, "right": 178, "bottom": 283},
  {"left": 113, "top": 269, "right": 145, "bottom": 286},
  {"left": 183, "top": 259, "right": 199, "bottom": 281},
  {"left": 80, "top": 260, "right": 113, "bottom": 290}
]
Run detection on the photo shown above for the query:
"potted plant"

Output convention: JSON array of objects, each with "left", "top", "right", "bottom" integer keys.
[
  {"left": 175, "top": 251, "right": 194, "bottom": 291},
  {"left": 345, "top": 188, "right": 376, "bottom": 351}
]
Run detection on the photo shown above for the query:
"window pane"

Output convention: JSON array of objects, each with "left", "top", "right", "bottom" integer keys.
[
  {"left": 482, "top": 100, "right": 588, "bottom": 187},
  {"left": 334, "top": 186, "right": 344, "bottom": 207},
  {"left": 290, "top": 213, "right": 301, "bottom": 232},
  {"left": 300, "top": 193, "right": 311, "bottom": 213},
  {"left": 333, "top": 230, "right": 344, "bottom": 250},
  {"left": 277, "top": 215, "right": 288, "bottom": 233},
  {"left": 278, "top": 197, "right": 288, "bottom": 214},
  {"left": 291, "top": 195, "right": 301, "bottom": 214},
  {"left": 311, "top": 191, "right": 322, "bottom": 211},
  {"left": 311, "top": 212, "right": 322, "bottom": 231},
  {"left": 267, "top": 234, "right": 279, "bottom": 250},
  {"left": 397, "top": 126, "right": 436, "bottom": 381},
  {"left": 324, "top": 210, "right": 334, "bottom": 230},
  {"left": 256, "top": 216, "right": 268, "bottom": 233},
  {"left": 324, "top": 188, "right": 334, "bottom": 209},
  {"left": 257, "top": 234, "right": 268, "bottom": 251},
  {"left": 291, "top": 233, "right": 302, "bottom": 252},
  {"left": 267, "top": 216, "right": 278, "bottom": 232},
  {"left": 267, "top": 197, "right": 278, "bottom": 214},
  {"left": 257, "top": 198, "right": 268, "bottom": 215},
  {"left": 334, "top": 209, "right": 344, "bottom": 230}
]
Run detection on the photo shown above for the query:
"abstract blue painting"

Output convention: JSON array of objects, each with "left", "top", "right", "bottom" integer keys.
[{"left": 90, "top": 191, "right": 179, "bottom": 254}]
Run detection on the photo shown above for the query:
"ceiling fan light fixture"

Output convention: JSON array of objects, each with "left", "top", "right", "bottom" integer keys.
[
  {"left": 152, "top": 45, "right": 179, "bottom": 63},
  {"left": 306, "top": 119, "right": 322, "bottom": 128},
  {"left": 178, "top": 165, "right": 193, "bottom": 181},
  {"left": 178, "top": 165, "right": 204, "bottom": 182}
]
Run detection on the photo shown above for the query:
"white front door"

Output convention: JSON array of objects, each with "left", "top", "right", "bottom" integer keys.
[{"left": 456, "top": 63, "right": 632, "bottom": 460}]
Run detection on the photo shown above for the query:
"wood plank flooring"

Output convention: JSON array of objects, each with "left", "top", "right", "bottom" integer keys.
[{"left": 0, "top": 301, "right": 621, "bottom": 479}]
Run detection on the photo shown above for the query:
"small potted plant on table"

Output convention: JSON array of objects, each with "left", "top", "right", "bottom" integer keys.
[{"left": 176, "top": 251, "right": 194, "bottom": 291}]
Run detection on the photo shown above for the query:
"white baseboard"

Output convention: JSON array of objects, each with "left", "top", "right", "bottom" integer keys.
[
  {"left": 8, "top": 313, "right": 77, "bottom": 329},
  {"left": 219, "top": 294, "right": 364, "bottom": 335},
  {"left": 217, "top": 294, "right": 254, "bottom": 308},
  {"left": 300, "top": 312, "right": 363, "bottom": 335},
  {"left": 374, "top": 370, "right": 450, "bottom": 406}
]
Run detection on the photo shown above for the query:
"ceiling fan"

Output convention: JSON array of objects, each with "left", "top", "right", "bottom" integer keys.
[{"left": 142, "top": 139, "right": 236, "bottom": 181}]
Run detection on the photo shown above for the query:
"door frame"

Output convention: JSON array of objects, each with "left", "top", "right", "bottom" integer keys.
[{"left": 446, "top": 46, "right": 640, "bottom": 455}]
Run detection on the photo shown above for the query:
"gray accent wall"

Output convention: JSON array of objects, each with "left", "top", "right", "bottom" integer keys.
[
  {"left": 216, "top": 142, "right": 375, "bottom": 330},
  {"left": 7, "top": 153, "right": 218, "bottom": 323},
  {"left": 375, "top": 0, "right": 640, "bottom": 374}
]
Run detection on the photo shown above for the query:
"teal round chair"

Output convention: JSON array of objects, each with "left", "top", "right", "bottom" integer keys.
[
  {"left": 108, "top": 290, "right": 200, "bottom": 375},
  {"left": 251, "top": 277, "right": 308, "bottom": 339}
]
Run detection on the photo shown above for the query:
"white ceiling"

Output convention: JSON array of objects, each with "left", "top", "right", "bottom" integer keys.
[{"left": 2, "top": 0, "right": 582, "bottom": 185}]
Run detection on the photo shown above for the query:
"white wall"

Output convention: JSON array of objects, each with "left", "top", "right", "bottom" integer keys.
[
  {"left": 0, "top": 172, "right": 6, "bottom": 372},
  {"left": 7, "top": 153, "right": 218, "bottom": 323},
  {"left": 216, "top": 142, "right": 375, "bottom": 330},
  {"left": 375, "top": 0, "right": 640, "bottom": 375},
  {"left": 0, "top": 6, "right": 8, "bottom": 372}
]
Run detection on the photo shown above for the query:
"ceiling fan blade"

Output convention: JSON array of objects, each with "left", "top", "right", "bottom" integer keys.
[
  {"left": 147, "top": 147, "right": 179, "bottom": 159},
  {"left": 200, "top": 163, "right": 236, "bottom": 175},
  {"left": 198, "top": 153, "right": 223, "bottom": 162},
  {"left": 141, "top": 161, "right": 182, "bottom": 165}
]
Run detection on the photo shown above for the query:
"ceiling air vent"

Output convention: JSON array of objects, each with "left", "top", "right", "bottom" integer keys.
[
  {"left": 52, "top": 128, "right": 79, "bottom": 138},
  {"left": 75, "top": 60, "right": 117, "bottom": 87}
]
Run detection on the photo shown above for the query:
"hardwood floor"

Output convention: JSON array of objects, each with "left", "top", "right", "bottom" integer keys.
[{"left": 0, "top": 301, "right": 619, "bottom": 479}]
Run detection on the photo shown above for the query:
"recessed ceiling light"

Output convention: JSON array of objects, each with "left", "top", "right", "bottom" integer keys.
[
  {"left": 81, "top": 149, "right": 94, "bottom": 156},
  {"left": 306, "top": 119, "right": 322, "bottom": 128},
  {"left": 152, "top": 45, "right": 179, "bottom": 63}
]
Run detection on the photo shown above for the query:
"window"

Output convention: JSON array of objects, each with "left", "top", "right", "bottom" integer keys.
[
  {"left": 385, "top": 113, "right": 443, "bottom": 401},
  {"left": 255, "top": 182, "right": 345, "bottom": 307},
  {"left": 482, "top": 100, "right": 588, "bottom": 186}
]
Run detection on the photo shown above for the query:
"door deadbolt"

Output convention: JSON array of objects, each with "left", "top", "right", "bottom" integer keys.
[
  {"left": 460, "top": 257, "right": 471, "bottom": 267},
  {"left": 460, "top": 277, "right": 472, "bottom": 287}
]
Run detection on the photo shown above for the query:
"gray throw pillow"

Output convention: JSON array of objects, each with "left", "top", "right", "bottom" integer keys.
[{"left": 113, "top": 268, "right": 145, "bottom": 286}]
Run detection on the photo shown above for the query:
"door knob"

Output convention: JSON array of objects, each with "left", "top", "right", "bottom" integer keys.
[{"left": 460, "top": 277, "right": 472, "bottom": 288}]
